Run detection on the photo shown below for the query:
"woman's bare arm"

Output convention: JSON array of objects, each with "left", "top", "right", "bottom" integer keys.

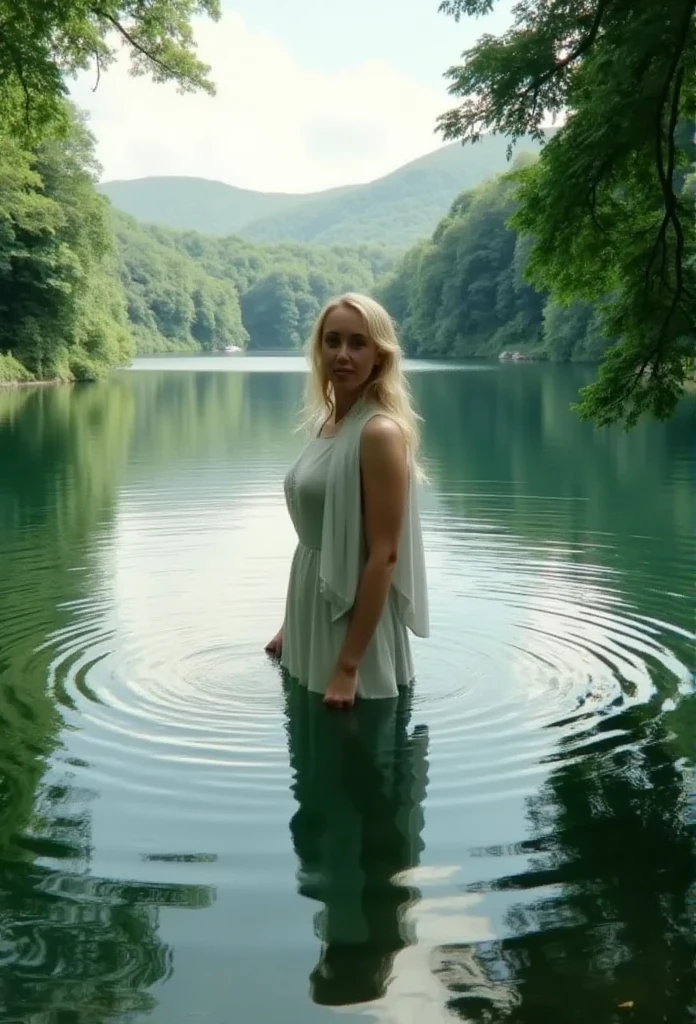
[{"left": 324, "top": 415, "right": 408, "bottom": 706}]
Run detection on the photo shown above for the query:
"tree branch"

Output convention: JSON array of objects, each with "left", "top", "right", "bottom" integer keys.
[
  {"left": 654, "top": 66, "right": 688, "bottom": 371},
  {"left": 608, "top": 51, "right": 691, "bottom": 415},
  {"left": 438, "top": 0, "right": 495, "bottom": 21},
  {"left": 92, "top": 49, "right": 102, "bottom": 92},
  {"left": 642, "top": 6, "right": 692, "bottom": 378},
  {"left": 95, "top": 10, "right": 200, "bottom": 88},
  {"left": 520, "top": 0, "right": 612, "bottom": 103},
  {"left": 649, "top": 8, "right": 692, "bottom": 259}
]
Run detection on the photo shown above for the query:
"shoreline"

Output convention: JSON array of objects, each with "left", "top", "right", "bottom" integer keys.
[
  {"left": 2, "top": 363, "right": 695, "bottom": 392},
  {"left": 0, "top": 379, "right": 67, "bottom": 389}
]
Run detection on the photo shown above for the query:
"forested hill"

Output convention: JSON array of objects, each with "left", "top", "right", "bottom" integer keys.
[
  {"left": 99, "top": 177, "right": 355, "bottom": 240},
  {"left": 117, "top": 158, "right": 607, "bottom": 365},
  {"left": 99, "top": 134, "right": 549, "bottom": 247},
  {"left": 377, "top": 161, "right": 608, "bottom": 364},
  {"left": 0, "top": 98, "right": 592, "bottom": 385},
  {"left": 115, "top": 212, "right": 398, "bottom": 354},
  {"left": 0, "top": 98, "right": 400, "bottom": 383}
]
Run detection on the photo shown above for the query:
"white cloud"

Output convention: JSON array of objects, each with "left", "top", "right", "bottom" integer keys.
[{"left": 69, "top": 12, "right": 449, "bottom": 193}]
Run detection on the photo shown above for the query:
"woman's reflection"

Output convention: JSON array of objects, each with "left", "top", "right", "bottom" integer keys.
[{"left": 283, "top": 677, "right": 429, "bottom": 1007}]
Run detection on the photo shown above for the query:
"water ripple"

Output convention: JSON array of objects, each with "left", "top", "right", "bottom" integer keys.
[{"left": 2, "top": 486, "right": 680, "bottom": 834}]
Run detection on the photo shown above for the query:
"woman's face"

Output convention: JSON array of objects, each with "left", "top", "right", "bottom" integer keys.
[{"left": 320, "top": 304, "right": 381, "bottom": 399}]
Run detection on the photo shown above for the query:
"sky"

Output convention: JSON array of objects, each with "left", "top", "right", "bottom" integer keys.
[{"left": 69, "top": 0, "right": 514, "bottom": 193}]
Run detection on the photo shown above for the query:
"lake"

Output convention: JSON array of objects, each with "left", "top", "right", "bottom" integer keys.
[{"left": 1, "top": 356, "right": 694, "bottom": 1024}]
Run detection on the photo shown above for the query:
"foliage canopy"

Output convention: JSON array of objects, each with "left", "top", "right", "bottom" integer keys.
[
  {"left": 438, "top": 0, "right": 695, "bottom": 426},
  {"left": 0, "top": 0, "right": 220, "bottom": 142}
]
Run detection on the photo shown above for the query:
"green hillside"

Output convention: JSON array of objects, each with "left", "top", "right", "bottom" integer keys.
[
  {"left": 98, "top": 176, "right": 355, "bottom": 237},
  {"left": 100, "top": 134, "right": 549, "bottom": 247},
  {"left": 113, "top": 211, "right": 397, "bottom": 353},
  {"left": 243, "top": 135, "right": 547, "bottom": 246}
]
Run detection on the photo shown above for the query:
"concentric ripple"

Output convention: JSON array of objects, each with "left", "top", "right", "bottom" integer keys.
[{"left": 10, "top": 480, "right": 685, "bottom": 835}]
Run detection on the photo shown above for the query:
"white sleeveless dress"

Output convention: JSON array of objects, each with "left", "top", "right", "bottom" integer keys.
[{"left": 281, "top": 400, "right": 429, "bottom": 699}]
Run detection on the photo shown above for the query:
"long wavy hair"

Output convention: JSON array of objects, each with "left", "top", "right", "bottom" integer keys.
[{"left": 302, "top": 292, "right": 423, "bottom": 472}]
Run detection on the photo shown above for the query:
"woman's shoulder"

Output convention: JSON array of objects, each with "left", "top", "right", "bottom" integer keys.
[
  {"left": 359, "top": 412, "right": 408, "bottom": 467},
  {"left": 361, "top": 412, "right": 404, "bottom": 442}
]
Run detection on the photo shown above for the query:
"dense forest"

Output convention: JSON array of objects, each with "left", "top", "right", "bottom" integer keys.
[
  {"left": 0, "top": 107, "right": 134, "bottom": 384},
  {"left": 0, "top": 98, "right": 687, "bottom": 382},
  {"left": 377, "top": 159, "right": 609, "bottom": 362},
  {"left": 115, "top": 213, "right": 398, "bottom": 353},
  {"left": 114, "top": 162, "right": 612, "bottom": 363},
  {"left": 1, "top": 96, "right": 557, "bottom": 379},
  {"left": 0, "top": 101, "right": 398, "bottom": 378}
]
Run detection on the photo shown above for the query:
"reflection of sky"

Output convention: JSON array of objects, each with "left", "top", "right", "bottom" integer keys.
[
  {"left": 143, "top": 877, "right": 498, "bottom": 1024},
  {"left": 52, "top": 439, "right": 547, "bottom": 1023},
  {"left": 125, "top": 355, "right": 499, "bottom": 374},
  {"left": 55, "top": 362, "right": 677, "bottom": 1023},
  {"left": 15, "top": 357, "right": 691, "bottom": 1024},
  {"left": 55, "top": 423, "right": 672, "bottom": 1023}
]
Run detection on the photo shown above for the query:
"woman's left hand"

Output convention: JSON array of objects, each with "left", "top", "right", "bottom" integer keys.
[{"left": 324, "top": 665, "right": 358, "bottom": 709}]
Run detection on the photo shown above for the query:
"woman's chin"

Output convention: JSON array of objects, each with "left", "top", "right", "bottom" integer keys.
[{"left": 332, "top": 374, "right": 367, "bottom": 395}]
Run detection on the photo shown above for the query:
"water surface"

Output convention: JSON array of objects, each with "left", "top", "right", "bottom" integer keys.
[{"left": 0, "top": 357, "right": 694, "bottom": 1024}]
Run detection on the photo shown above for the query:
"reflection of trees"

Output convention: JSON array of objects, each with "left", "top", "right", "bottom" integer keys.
[
  {"left": 411, "top": 365, "right": 694, "bottom": 545},
  {"left": 411, "top": 366, "right": 695, "bottom": 658},
  {"left": 0, "top": 381, "right": 135, "bottom": 539},
  {"left": 1, "top": 367, "right": 310, "bottom": 1022},
  {"left": 408, "top": 368, "right": 696, "bottom": 1022},
  {"left": 283, "top": 682, "right": 429, "bottom": 1007},
  {"left": 431, "top": 702, "right": 696, "bottom": 1024},
  {"left": 124, "top": 368, "right": 305, "bottom": 472},
  {"left": 0, "top": 852, "right": 213, "bottom": 1023},
  {"left": 3, "top": 362, "right": 692, "bottom": 1021},
  {"left": 0, "top": 382, "right": 214, "bottom": 1023},
  {"left": 0, "top": 382, "right": 136, "bottom": 861}
]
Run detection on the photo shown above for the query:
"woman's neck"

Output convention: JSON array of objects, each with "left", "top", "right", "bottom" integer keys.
[{"left": 333, "top": 388, "right": 365, "bottom": 425}]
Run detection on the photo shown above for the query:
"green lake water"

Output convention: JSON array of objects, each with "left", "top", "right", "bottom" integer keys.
[{"left": 0, "top": 356, "right": 694, "bottom": 1024}]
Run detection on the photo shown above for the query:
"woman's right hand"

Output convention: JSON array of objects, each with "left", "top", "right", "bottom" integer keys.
[{"left": 264, "top": 628, "right": 283, "bottom": 659}]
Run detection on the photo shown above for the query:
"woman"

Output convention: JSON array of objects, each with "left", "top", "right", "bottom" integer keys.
[{"left": 265, "top": 293, "right": 429, "bottom": 708}]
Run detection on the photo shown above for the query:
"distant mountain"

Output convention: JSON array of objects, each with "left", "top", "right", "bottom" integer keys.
[
  {"left": 99, "top": 176, "right": 356, "bottom": 237},
  {"left": 99, "top": 134, "right": 551, "bottom": 247}
]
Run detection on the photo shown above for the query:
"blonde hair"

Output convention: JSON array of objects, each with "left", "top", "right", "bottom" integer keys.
[{"left": 302, "top": 292, "right": 422, "bottom": 472}]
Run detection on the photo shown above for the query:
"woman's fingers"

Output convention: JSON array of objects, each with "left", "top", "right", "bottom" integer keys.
[{"left": 323, "top": 695, "right": 354, "bottom": 709}]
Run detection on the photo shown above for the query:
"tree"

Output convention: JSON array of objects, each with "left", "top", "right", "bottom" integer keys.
[
  {"left": 241, "top": 268, "right": 314, "bottom": 350},
  {"left": 543, "top": 300, "right": 608, "bottom": 363},
  {"left": 0, "top": 0, "right": 220, "bottom": 142},
  {"left": 0, "top": 104, "right": 133, "bottom": 380},
  {"left": 437, "top": 0, "right": 695, "bottom": 427},
  {"left": 377, "top": 172, "right": 546, "bottom": 358},
  {"left": 112, "top": 213, "right": 393, "bottom": 354},
  {"left": 0, "top": 2, "right": 222, "bottom": 382}
]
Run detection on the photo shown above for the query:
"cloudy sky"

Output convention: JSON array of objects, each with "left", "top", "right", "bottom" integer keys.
[{"left": 69, "top": 0, "right": 513, "bottom": 193}]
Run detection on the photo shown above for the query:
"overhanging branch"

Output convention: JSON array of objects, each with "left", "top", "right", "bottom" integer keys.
[
  {"left": 645, "top": 3, "right": 693, "bottom": 290},
  {"left": 93, "top": 9, "right": 200, "bottom": 88},
  {"left": 92, "top": 49, "right": 102, "bottom": 92},
  {"left": 521, "top": 0, "right": 612, "bottom": 103}
]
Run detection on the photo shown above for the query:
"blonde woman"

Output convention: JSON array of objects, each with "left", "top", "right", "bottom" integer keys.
[{"left": 265, "top": 293, "right": 429, "bottom": 708}]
